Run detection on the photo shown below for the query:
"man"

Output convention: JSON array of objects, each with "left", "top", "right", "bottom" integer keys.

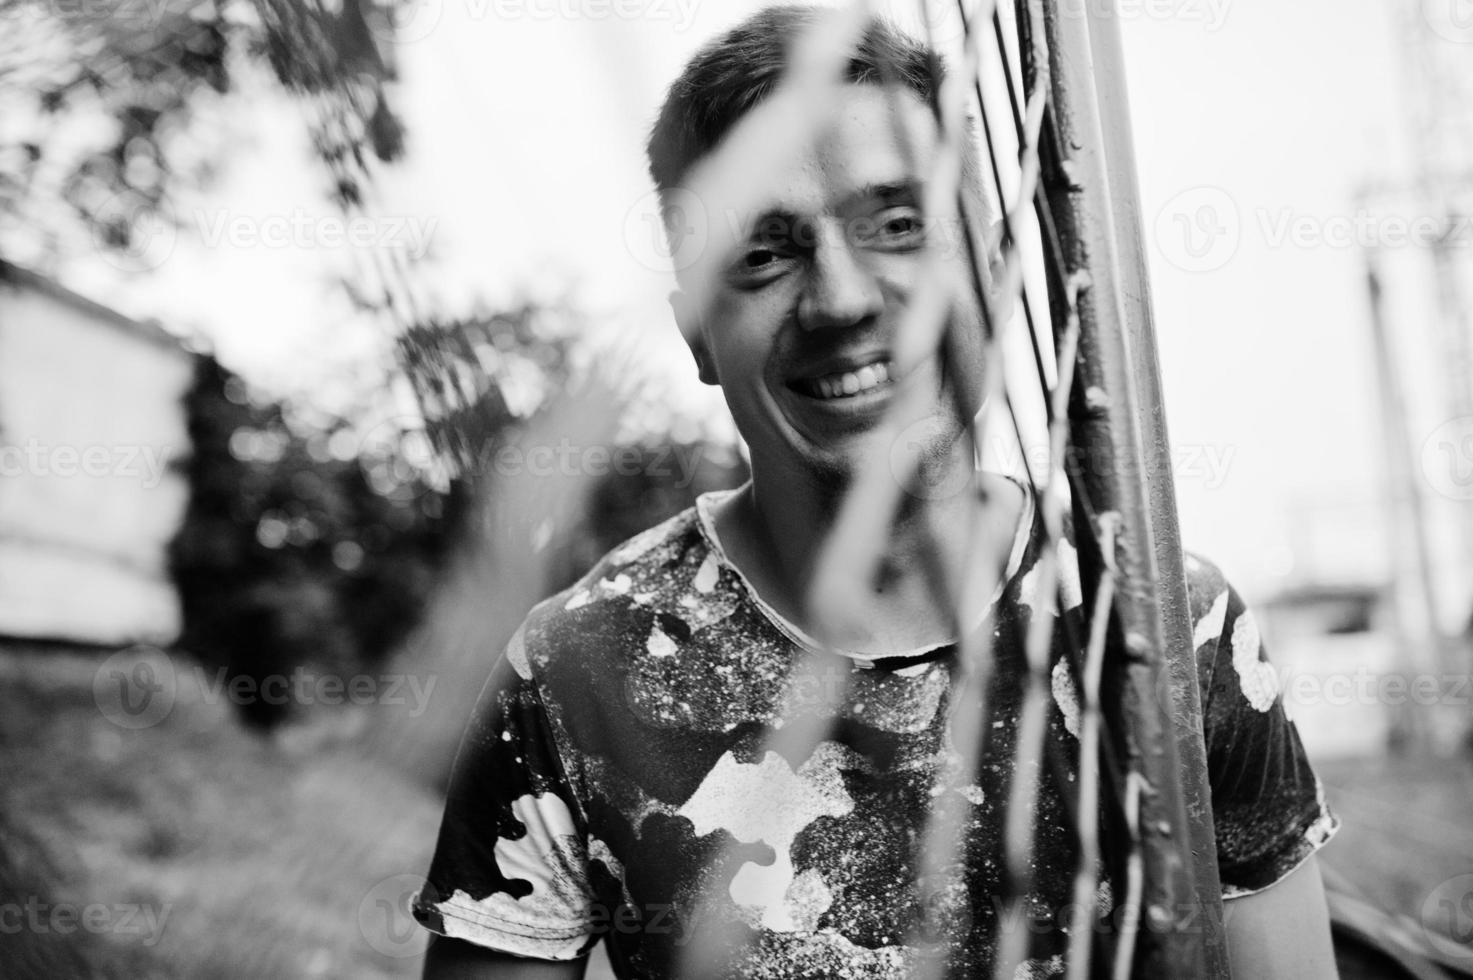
[{"left": 415, "top": 7, "right": 1339, "bottom": 977}]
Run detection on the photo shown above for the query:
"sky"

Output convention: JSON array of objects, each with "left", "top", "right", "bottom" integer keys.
[{"left": 50, "top": 0, "right": 1473, "bottom": 606}]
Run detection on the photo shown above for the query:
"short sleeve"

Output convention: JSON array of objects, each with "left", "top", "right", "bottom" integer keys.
[
  {"left": 411, "top": 625, "right": 598, "bottom": 959},
  {"left": 1185, "top": 556, "right": 1339, "bottom": 899}
]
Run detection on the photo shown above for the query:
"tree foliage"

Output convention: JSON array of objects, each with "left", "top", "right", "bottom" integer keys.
[
  {"left": 169, "top": 352, "right": 462, "bottom": 729},
  {"left": 0, "top": 0, "right": 408, "bottom": 261}
]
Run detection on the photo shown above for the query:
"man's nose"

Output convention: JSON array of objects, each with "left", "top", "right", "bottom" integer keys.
[{"left": 796, "top": 220, "right": 884, "bottom": 332}]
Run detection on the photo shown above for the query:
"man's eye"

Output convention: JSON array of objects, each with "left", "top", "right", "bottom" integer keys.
[
  {"left": 882, "top": 215, "right": 921, "bottom": 236},
  {"left": 861, "top": 208, "right": 926, "bottom": 248},
  {"left": 727, "top": 244, "right": 792, "bottom": 285}
]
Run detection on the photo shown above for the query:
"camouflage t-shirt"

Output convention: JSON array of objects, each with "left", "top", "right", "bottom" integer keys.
[{"left": 412, "top": 488, "right": 1337, "bottom": 978}]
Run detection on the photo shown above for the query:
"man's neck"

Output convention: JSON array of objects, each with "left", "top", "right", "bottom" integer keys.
[{"left": 714, "top": 452, "right": 1025, "bottom": 655}]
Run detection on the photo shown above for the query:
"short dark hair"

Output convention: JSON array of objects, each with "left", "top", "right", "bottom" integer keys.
[{"left": 646, "top": 4, "right": 980, "bottom": 213}]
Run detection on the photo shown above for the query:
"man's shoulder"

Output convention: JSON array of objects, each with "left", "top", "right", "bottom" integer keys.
[
  {"left": 518, "top": 500, "right": 724, "bottom": 666},
  {"left": 1183, "top": 552, "right": 1232, "bottom": 601},
  {"left": 1181, "top": 552, "right": 1244, "bottom": 649}
]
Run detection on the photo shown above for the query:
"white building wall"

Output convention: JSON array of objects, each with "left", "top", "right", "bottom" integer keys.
[{"left": 0, "top": 271, "right": 193, "bottom": 645}]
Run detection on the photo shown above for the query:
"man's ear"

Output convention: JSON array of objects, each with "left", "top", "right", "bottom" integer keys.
[{"left": 669, "top": 289, "right": 719, "bottom": 386}]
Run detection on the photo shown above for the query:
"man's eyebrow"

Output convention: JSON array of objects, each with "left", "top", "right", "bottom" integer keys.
[
  {"left": 743, "top": 208, "right": 804, "bottom": 242},
  {"left": 736, "top": 183, "right": 922, "bottom": 244},
  {"left": 844, "top": 181, "right": 922, "bottom": 209}
]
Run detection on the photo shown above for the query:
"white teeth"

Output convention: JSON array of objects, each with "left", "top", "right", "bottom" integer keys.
[{"left": 807, "top": 361, "right": 892, "bottom": 399}]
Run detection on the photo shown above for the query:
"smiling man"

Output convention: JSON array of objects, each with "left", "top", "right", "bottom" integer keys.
[{"left": 413, "top": 7, "right": 1340, "bottom": 979}]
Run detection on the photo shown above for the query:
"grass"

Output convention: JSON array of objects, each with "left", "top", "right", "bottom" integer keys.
[
  {"left": 0, "top": 643, "right": 443, "bottom": 979},
  {"left": 0, "top": 642, "right": 622, "bottom": 980},
  {"left": 1317, "top": 754, "right": 1473, "bottom": 926}
]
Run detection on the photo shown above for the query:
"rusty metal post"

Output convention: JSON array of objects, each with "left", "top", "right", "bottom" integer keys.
[{"left": 1034, "top": 1, "right": 1229, "bottom": 976}]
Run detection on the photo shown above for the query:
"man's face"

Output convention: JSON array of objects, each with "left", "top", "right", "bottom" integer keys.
[{"left": 674, "top": 84, "right": 988, "bottom": 487}]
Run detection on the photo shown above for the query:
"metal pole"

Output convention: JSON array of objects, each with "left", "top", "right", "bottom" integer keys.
[
  {"left": 1363, "top": 254, "right": 1438, "bottom": 753},
  {"left": 1035, "top": 1, "right": 1228, "bottom": 975}
]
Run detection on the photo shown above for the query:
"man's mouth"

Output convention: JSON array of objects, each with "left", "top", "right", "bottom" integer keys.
[{"left": 790, "top": 360, "right": 893, "bottom": 400}]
